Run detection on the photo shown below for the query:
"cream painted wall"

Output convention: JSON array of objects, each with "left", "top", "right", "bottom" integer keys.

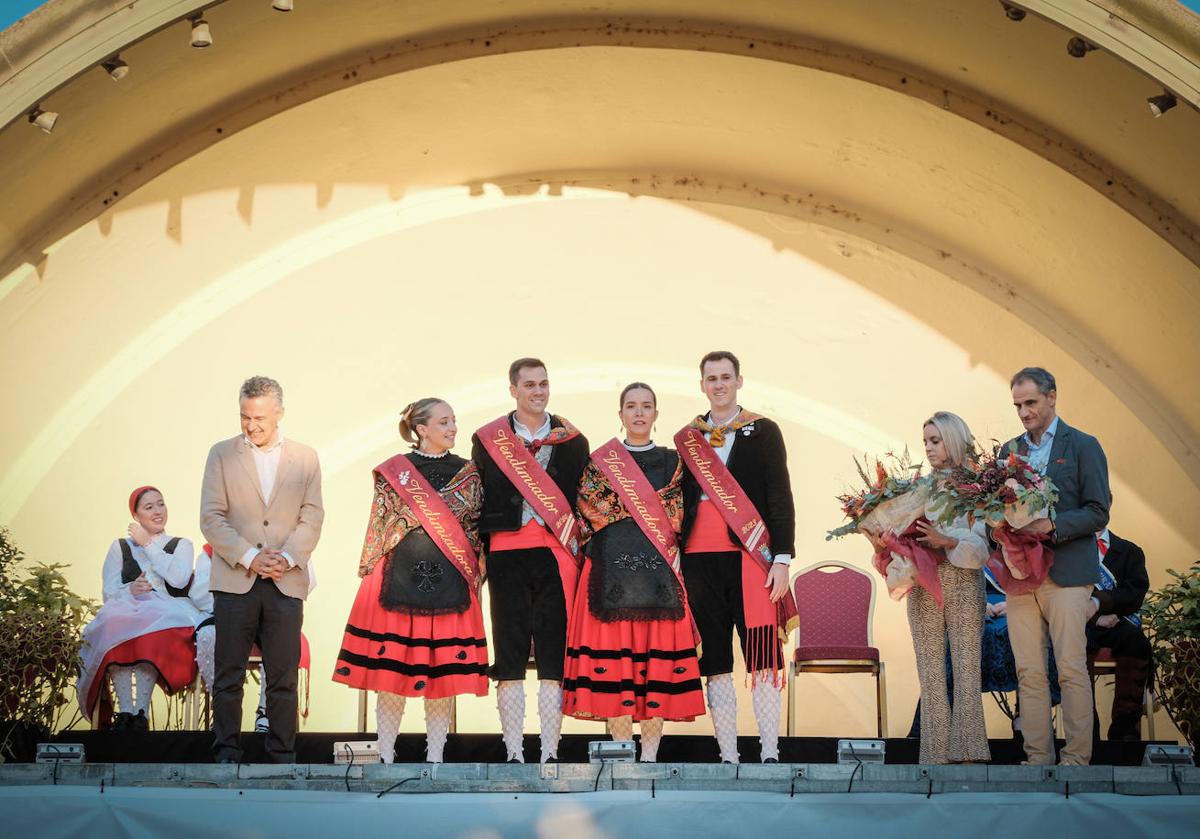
[
  {"left": 0, "top": 45, "right": 1192, "bottom": 743},
  {"left": 0, "top": 184, "right": 1187, "bottom": 741}
]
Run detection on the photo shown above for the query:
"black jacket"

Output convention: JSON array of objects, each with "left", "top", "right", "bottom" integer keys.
[
  {"left": 470, "top": 413, "right": 590, "bottom": 538},
  {"left": 1093, "top": 532, "right": 1149, "bottom": 617},
  {"left": 680, "top": 415, "right": 795, "bottom": 557}
]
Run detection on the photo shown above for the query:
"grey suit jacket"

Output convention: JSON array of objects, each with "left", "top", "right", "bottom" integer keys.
[{"left": 1006, "top": 418, "right": 1110, "bottom": 587}]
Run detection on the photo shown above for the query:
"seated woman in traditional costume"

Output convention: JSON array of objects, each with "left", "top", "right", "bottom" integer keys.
[
  {"left": 333, "top": 398, "right": 489, "bottom": 763},
  {"left": 563, "top": 383, "right": 706, "bottom": 761},
  {"left": 77, "top": 486, "right": 202, "bottom": 730}
]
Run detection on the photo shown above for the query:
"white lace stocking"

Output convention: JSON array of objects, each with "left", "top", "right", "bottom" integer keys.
[
  {"left": 751, "top": 672, "right": 782, "bottom": 761},
  {"left": 609, "top": 715, "right": 633, "bottom": 742},
  {"left": 376, "top": 691, "right": 406, "bottom": 764},
  {"left": 537, "top": 680, "right": 563, "bottom": 763},
  {"left": 496, "top": 680, "right": 526, "bottom": 762},
  {"left": 640, "top": 717, "right": 664, "bottom": 762},
  {"left": 424, "top": 697, "right": 453, "bottom": 763},
  {"left": 195, "top": 626, "right": 215, "bottom": 694},
  {"left": 109, "top": 666, "right": 135, "bottom": 714},
  {"left": 132, "top": 663, "right": 157, "bottom": 714},
  {"left": 257, "top": 663, "right": 267, "bottom": 712},
  {"left": 706, "top": 673, "right": 740, "bottom": 764}
]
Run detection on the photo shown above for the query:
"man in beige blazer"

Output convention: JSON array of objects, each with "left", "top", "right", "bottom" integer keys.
[{"left": 201, "top": 376, "right": 323, "bottom": 763}]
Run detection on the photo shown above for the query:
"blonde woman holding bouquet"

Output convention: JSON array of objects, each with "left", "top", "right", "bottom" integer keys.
[{"left": 866, "top": 411, "right": 990, "bottom": 764}]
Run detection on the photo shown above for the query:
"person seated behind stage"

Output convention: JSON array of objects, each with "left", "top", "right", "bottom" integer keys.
[
  {"left": 77, "top": 486, "right": 202, "bottom": 731},
  {"left": 1088, "top": 526, "right": 1152, "bottom": 741},
  {"left": 563, "top": 383, "right": 707, "bottom": 761},
  {"left": 333, "top": 398, "right": 489, "bottom": 763},
  {"left": 192, "top": 544, "right": 269, "bottom": 732}
]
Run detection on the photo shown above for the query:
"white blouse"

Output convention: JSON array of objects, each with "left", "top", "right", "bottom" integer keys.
[
  {"left": 101, "top": 533, "right": 195, "bottom": 601},
  {"left": 925, "top": 500, "right": 989, "bottom": 570}
]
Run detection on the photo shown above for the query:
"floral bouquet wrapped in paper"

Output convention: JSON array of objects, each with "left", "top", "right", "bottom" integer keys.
[
  {"left": 929, "top": 443, "right": 1059, "bottom": 594},
  {"left": 827, "top": 450, "right": 932, "bottom": 602},
  {"left": 928, "top": 443, "right": 1058, "bottom": 530}
]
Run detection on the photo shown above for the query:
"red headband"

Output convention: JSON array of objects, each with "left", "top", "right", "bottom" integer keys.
[{"left": 129, "top": 485, "right": 160, "bottom": 516}]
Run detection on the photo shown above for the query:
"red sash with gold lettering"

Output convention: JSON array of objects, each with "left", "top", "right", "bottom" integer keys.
[
  {"left": 675, "top": 427, "right": 774, "bottom": 573},
  {"left": 675, "top": 424, "right": 798, "bottom": 676},
  {"left": 376, "top": 453, "right": 480, "bottom": 587},
  {"left": 590, "top": 438, "right": 682, "bottom": 570},
  {"left": 590, "top": 439, "right": 701, "bottom": 644},
  {"left": 476, "top": 416, "right": 583, "bottom": 563}
]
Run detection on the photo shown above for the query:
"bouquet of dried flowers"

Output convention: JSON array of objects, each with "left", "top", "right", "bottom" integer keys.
[
  {"left": 827, "top": 449, "right": 928, "bottom": 540},
  {"left": 928, "top": 442, "right": 1058, "bottom": 529}
]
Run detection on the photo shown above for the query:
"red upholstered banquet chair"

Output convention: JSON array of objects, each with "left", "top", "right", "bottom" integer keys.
[{"left": 786, "top": 560, "right": 888, "bottom": 738}]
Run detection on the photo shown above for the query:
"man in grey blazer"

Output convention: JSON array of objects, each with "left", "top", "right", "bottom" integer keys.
[
  {"left": 201, "top": 376, "right": 324, "bottom": 763},
  {"left": 1004, "top": 367, "right": 1110, "bottom": 765}
]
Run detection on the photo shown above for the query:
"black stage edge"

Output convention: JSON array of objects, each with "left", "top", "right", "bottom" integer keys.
[{"left": 45, "top": 731, "right": 1166, "bottom": 766}]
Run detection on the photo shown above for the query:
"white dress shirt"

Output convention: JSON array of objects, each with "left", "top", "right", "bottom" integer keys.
[
  {"left": 513, "top": 414, "right": 553, "bottom": 527},
  {"left": 239, "top": 432, "right": 297, "bottom": 570}
]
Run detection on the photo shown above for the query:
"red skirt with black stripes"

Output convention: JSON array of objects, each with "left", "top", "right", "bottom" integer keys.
[
  {"left": 332, "top": 560, "right": 489, "bottom": 699},
  {"left": 562, "top": 557, "right": 706, "bottom": 722}
]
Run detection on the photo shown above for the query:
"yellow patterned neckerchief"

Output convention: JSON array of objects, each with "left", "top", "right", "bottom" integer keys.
[{"left": 689, "top": 409, "right": 763, "bottom": 448}]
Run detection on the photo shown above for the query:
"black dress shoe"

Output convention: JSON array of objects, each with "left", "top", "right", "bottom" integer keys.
[
  {"left": 131, "top": 710, "right": 149, "bottom": 732},
  {"left": 216, "top": 756, "right": 238, "bottom": 765},
  {"left": 763, "top": 757, "right": 778, "bottom": 764},
  {"left": 507, "top": 758, "right": 522, "bottom": 764},
  {"left": 110, "top": 712, "right": 133, "bottom": 732}
]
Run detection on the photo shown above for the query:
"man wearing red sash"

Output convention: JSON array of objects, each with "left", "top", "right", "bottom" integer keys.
[
  {"left": 676, "top": 351, "right": 797, "bottom": 764},
  {"left": 472, "top": 358, "right": 590, "bottom": 763}
]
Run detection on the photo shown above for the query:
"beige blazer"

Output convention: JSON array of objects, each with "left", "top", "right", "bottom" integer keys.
[{"left": 200, "top": 435, "right": 324, "bottom": 600}]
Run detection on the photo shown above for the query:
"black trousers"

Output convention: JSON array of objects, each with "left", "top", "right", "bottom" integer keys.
[
  {"left": 682, "top": 550, "right": 782, "bottom": 677},
  {"left": 212, "top": 577, "right": 303, "bottom": 762},
  {"left": 1087, "top": 619, "right": 1152, "bottom": 739},
  {"left": 486, "top": 547, "right": 567, "bottom": 681}
]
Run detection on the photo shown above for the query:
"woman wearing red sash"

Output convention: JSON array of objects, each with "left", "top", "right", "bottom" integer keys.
[
  {"left": 77, "top": 487, "right": 201, "bottom": 730},
  {"left": 864, "top": 411, "right": 990, "bottom": 764},
  {"left": 333, "top": 398, "right": 488, "bottom": 763},
  {"left": 564, "top": 383, "right": 705, "bottom": 761}
]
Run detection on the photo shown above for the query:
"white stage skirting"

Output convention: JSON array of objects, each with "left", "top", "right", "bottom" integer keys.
[{"left": 2, "top": 786, "right": 1197, "bottom": 839}]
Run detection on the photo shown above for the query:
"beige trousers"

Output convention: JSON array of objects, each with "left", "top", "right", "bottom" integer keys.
[{"left": 1007, "top": 576, "right": 1094, "bottom": 765}]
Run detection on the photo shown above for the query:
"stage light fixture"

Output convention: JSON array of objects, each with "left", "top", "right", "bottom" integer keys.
[
  {"left": 1142, "top": 744, "right": 1194, "bottom": 767},
  {"left": 1147, "top": 91, "right": 1177, "bottom": 117},
  {"left": 588, "top": 740, "right": 636, "bottom": 764},
  {"left": 1000, "top": 2, "right": 1026, "bottom": 21},
  {"left": 333, "top": 740, "right": 378, "bottom": 764},
  {"left": 28, "top": 106, "right": 58, "bottom": 133},
  {"left": 36, "top": 743, "right": 84, "bottom": 763},
  {"left": 1066, "top": 37, "right": 1095, "bottom": 58},
  {"left": 836, "top": 739, "right": 885, "bottom": 765},
  {"left": 272, "top": 0, "right": 294, "bottom": 10},
  {"left": 102, "top": 56, "right": 129, "bottom": 80},
  {"left": 190, "top": 16, "right": 213, "bottom": 48}
]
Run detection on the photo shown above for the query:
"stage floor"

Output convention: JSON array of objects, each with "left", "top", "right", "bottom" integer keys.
[
  {"left": 42, "top": 730, "right": 1167, "bottom": 766},
  {"left": 7, "top": 787, "right": 1200, "bottom": 839}
]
